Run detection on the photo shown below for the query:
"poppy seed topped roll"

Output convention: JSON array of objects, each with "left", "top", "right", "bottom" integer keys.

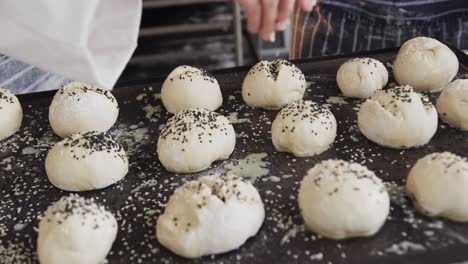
[
  {"left": 336, "top": 57, "right": 388, "bottom": 98},
  {"left": 271, "top": 100, "right": 337, "bottom": 157},
  {"left": 407, "top": 152, "right": 468, "bottom": 222},
  {"left": 45, "top": 131, "right": 128, "bottom": 191},
  {"left": 156, "top": 175, "right": 264, "bottom": 258},
  {"left": 157, "top": 108, "right": 235, "bottom": 173},
  {"left": 299, "top": 159, "right": 389, "bottom": 240},
  {"left": 394, "top": 37, "right": 458, "bottom": 92},
  {"left": 436, "top": 79, "right": 468, "bottom": 131},
  {"left": 49, "top": 81, "right": 119, "bottom": 138},
  {"left": 37, "top": 194, "right": 118, "bottom": 264},
  {"left": 161, "top": 65, "right": 222, "bottom": 113},
  {"left": 0, "top": 88, "right": 22, "bottom": 140},
  {"left": 358, "top": 85, "right": 438, "bottom": 149},
  {"left": 242, "top": 59, "right": 306, "bottom": 109}
]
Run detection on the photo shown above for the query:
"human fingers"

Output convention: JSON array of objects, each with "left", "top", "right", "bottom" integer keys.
[
  {"left": 298, "top": 0, "right": 317, "bottom": 12},
  {"left": 238, "top": 0, "right": 262, "bottom": 33},
  {"left": 260, "top": 0, "right": 280, "bottom": 41},
  {"left": 275, "top": 0, "right": 294, "bottom": 30}
]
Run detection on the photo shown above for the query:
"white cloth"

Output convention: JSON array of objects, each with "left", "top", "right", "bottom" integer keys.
[{"left": 0, "top": 0, "right": 142, "bottom": 90}]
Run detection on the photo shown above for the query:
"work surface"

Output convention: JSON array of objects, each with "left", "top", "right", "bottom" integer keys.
[{"left": 1, "top": 48, "right": 468, "bottom": 263}]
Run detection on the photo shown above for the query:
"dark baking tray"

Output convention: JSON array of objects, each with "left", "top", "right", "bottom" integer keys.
[{"left": 1, "top": 47, "right": 468, "bottom": 264}]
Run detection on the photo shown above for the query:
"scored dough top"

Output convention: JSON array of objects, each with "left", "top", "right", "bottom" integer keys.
[
  {"left": 246, "top": 59, "right": 305, "bottom": 84},
  {"left": 166, "top": 65, "right": 217, "bottom": 84},
  {"left": 368, "top": 85, "right": 434, "bottom": 116}
]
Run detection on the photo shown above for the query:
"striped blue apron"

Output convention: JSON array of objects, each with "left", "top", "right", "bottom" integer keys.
[{"left": 290, "top": 0, "right": 468, "bottom": 59}]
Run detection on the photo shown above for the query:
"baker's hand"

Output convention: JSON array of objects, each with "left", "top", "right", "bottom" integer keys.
[{"left": 238, "top": 0, "right": 316, "bottom": 41}]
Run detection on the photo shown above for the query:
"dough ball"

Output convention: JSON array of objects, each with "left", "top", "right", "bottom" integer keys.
[
  {"left": 157, "top": 108, "right": 235, "bottom": 173},
  {"left": 45, "top": 131, "right": 128, "bottom": 191},
  {"left": 336, "top": 58, "right": 388, "bottom": 98},
  {"left": 358, "top": 85, "right": 438, "bottom": 149},
  {"left": 436, "top": 79, "right": 468, "bottom": 131},
  {"left": 298, "top": 160, "right": 389, "bottom": 240},
  {"left": 0, "top": 88, "right": 22, "bottom": 140},
  {"left": 407, "top": 152, "right": 468, "bottom": 222},
  {"left": 242, "top": 59, "right": 306, "bottom": 109},
  {"left": 156, "top": 175, "right": 264, "bottom": 258},
  {"left": 394, "top": 37, "right": 459, "bottom": 92},
  {"left": 49, "top": 81, "right": 119, "bottom": 138},
  {"left": 161, "top": 65, "right": 222, "bottom": 113},
  {"left": 37, "top": 194, "right": 118, "bottom": 264},
  {"left": 271, "top": 100, "right": 337, "bottom": 157}
]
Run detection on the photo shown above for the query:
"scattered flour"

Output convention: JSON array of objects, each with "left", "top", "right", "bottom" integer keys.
[
  {"left": 224, "top": 153, "right": 270, "bottom": 183},
  {"left": 136, "top": 93, "right": 147, "bottom": 101},
  {"left": 142, "top": 104, "right": 162, "bottom": 122},
  {"left": 281, "top": 224, "right": 305, "bottom": 245},
  {"left": 310, "top": 253, "right": 324, "bottom": 260},
  {"left": 384, "top": 241, "right": 425, "bottom": 255},
  {"left": 21, "top": 147, "right": 39, "bottom": 155},
  {"left": 153, "top": 93, "right": 161, "bottom": 101},
  {"left": 226, "top": 112, "right": 250, "bottom": 124},
  {"left": 131, "top": 179, "right": 159, "bottom": 193},
  {"left": 262, "top": 175, "right": 281, "bottom": 183},
  {"left": 326, "top": 96, "right": 348, "bottom": 105}
]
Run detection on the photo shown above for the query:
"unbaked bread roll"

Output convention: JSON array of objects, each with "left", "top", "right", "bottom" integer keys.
[
  {"left": 271, "top": 100, "right": 336, "bottom": 157},
  {"left": 49, "top": 81, "right": 119, "bottom": 138},
  {"left": 156, "top": 175, "right": 264, "bottom": 258},
  {"left": 436, "top": 79, "right": 468, "bottom": 131},
  {"left": 394, "top": 37, "right": 459, "bottom": 92},
  {"left": 336, "top": 58, "right": 388, "bottom": 98},
  {"left": 407, "top": 152, "right": 468, "bottom": 222},
  {"left": 157, "top": 108, "right": 235, "bottom": 173},
  {"left": 161, "top": 65, "right": 222, "bottom": 113},
  {"left": 298, "top": 159, "right": 389, "bottom": 240},
  {"left": 45, "top": 131, "right": 128, "bottom": 191},
  {"left": 37, "top": 194, "right": 118, "bottom": 264},
  {"left": 357, "top": 85, "right": 438, "bottom": 149},
  {"left": 0, "top": 88, "right": 22, "bottom": 140},
  {"left": 242, "top": 59, "right": 306, "bottom": 109}
]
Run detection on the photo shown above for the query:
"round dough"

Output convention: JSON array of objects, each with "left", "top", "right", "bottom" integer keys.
[
  {"left": 45, "top": 131, "right": 128, "bottom": 191},
  {"left": 156, "top": 175, "right": 264, "bottom": 258},
  {"left": 394, "top": 37, "right": 459, "bottom": 92},
  {"left": 336, "top": 58, "right": 388, "bottom": 98},
  {"left": 242, "top": 59, "right": 306, "bottom": 109},
  {"left": 161, "top": 65, "right": 222, "bottom": 113},
  {"left": 37, "top": 194, "right": 118, "bottom": 264},
  {"left": 357, "top": 85, "right": 438, "bottom": 149},
  {"left": 49, "top": 81, "right": 119, "bottom": 138},
  {"left": 436, "top": 79, "right": 468, "bottom": 131},
  {"left": 271, "top": 100, "right": 337, "bottom": 157},
  {"left": 298, "top": 159, "right": 389, "bottom": 240},
  {"left": 0, "top": 88, "right": 22, "bottom": 140},
  {"left": 157, "top": 108, "right": 235, "bottom": 173},
  {"left": 407, "top": 152, "right": 468, "bottom": 222}
]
